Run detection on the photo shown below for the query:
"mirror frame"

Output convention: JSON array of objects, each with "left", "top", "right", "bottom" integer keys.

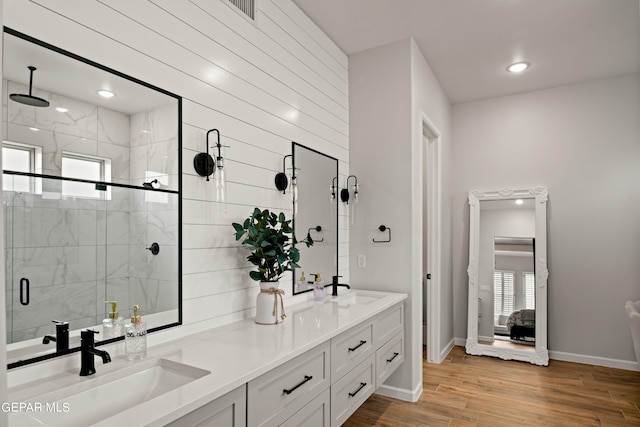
[
  {"left": 291, "top": 142, "right": 339, "bottom": 295},
  {"left": 4, "top": 27, "right": 183, "bottom": 368},
  {"left": 465, "top": 186, "right": 549, "bottom": 365}
]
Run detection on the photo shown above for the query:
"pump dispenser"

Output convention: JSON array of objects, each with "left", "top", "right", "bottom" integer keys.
[
  {"left": 124, "top": 305, "right": 147, "bottom": 360},
  {"left": 313, "top": 272, "right": 325, "bottom": 301},
  {"left": 103, "top": 301, "right": 123, "bottom": 339},
  {"left": 297, "top": 271, "right": 307, "bottom": 292}
]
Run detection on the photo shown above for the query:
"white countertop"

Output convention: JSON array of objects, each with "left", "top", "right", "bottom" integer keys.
[{"left": 8, "top": 289, "right": 407, "bottom": 427}]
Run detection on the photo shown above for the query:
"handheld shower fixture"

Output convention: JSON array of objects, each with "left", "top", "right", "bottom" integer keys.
[
  {"left": 142, "top": 179, "right": 158, "bottom": 189},
  {"left": 10, "top": 66, "right": 50, "bottom": 108}
]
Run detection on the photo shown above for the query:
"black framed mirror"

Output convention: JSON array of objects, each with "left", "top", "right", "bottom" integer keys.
[
  {"left": 291, "top": 142, "right": 338, "bottom": 294},
  {"left": 3, "top": 28, "right": 182, "bottom": 368}
]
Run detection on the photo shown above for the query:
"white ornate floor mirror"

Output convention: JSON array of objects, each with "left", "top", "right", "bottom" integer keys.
[{"left": 465, "top": 187, "right": 549, "bottom": 365}]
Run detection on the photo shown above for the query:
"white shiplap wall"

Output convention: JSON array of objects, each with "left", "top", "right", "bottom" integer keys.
[{"left": 4, "top": 0, "right": 349, "bottom": 329}]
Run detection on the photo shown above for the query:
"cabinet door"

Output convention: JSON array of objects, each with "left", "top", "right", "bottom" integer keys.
[
  {"left": 167, "top": 384, "right": 246, "bottom": 427},
  {"left": 280, "top": 388, "right": 330, "bottom": 427}
]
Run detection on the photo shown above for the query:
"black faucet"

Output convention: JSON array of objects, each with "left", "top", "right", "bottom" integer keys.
[
  {"left": 331, "top": 275, "right": 351, "bottom": 296},
  {"left": 42, "top": 320, "right": 69, "bottom": 353},
  {"left": 79, "top": 329, "right": 111, "bottom": 376}
]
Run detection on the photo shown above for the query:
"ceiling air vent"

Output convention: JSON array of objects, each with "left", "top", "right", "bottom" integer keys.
[{"left": 228, "top": 0, "right": 255, "bottom": 20}]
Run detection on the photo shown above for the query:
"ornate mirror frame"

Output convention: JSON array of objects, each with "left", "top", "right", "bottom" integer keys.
[{"left": 465, "top": 187, "right": 549, "bottom": 366}]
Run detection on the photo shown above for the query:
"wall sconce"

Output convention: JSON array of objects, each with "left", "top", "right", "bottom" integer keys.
[
  {"left": 341, "top": 175, "right": 359, "bottom": 225},
  {"left": 331, "top": 176, "right": 338, "bottom": 201},
  {"left": 274, "top": 154, "right": 292, "bottom": 193},
  {"left": 340, "top": 175, "right": 359, "bottom": 204},
  {"left": 193, "top": 128, "right": 228, "bottom": 208}
]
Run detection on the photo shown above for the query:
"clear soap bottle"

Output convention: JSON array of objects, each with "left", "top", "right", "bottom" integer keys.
[
  {"left": 297, "top": 271, "right": 307, "bottom": 292},
  {"left": 313, "top": 272, "right": 325, "bottom": 301},
  {"left": 103, "top": 301, "right": 123, "bottom": 339},
  {"left": 124, "top": 305, "right": 147, "bottom": 360}
]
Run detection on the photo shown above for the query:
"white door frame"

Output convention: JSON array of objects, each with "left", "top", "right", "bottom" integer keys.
[{"left": 420, "top": 112, "right": 442, "bottom": 364}]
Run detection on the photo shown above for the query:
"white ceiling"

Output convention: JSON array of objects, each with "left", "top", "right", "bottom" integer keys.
[{"left": 292, "top": 0, "right": 640, "bottom": 104}]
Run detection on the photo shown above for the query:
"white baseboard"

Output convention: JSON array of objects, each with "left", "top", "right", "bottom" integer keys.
[
  {"left": 549, "top": 350, "right": 640, "bottom": 372},
  {"left": 376, "top": 381, "right": 422, "bottom": 402},
  {"left": 438, "top": 337, "right": 455, "bottom": 363},
  {"left": 452, "top": 337, "right": 640, "bottom": 372}
]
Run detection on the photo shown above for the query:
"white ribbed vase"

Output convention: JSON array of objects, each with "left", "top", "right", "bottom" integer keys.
[{"left": 255, "top": 281, "right": 286, "bottom": 325}]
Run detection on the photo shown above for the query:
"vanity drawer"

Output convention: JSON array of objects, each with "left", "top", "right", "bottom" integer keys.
[
  {"left": 374, "top": 303, "right": 404, "bottom": 347},
  {"left": 280, "top": 388, "right": 330, "bottom": 427},
  {"left": 375, "top": 331, "right": 404, "bottom": 388},
  {"left": 330, "top": 355, "right": 375, "bottom": 426},
  {"left": 167, "top": 384, "right": 246, "bottom": 427},
  {"left": 248, "top": 341, "right": 330, "bottom": 427},
  {"left": 330, "top": 321, "right": 374, "bottom": 382}
]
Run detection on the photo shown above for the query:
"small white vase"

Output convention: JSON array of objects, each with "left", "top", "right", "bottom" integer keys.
[{"left": 255, "top": 281, "right": 286, "bottom": 325}]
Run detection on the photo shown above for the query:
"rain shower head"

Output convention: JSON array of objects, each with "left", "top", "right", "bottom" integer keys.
[{"left": 10, "top": 66, "right": 50, "bottom": 108}]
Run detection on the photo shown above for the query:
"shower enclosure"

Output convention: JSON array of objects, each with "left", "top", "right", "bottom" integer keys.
[
  {"left": 3, "top": 28, "right": 181, "bottom": 368},
  {"left": 4, "top": 173, "right": 179, "bottom": 344}
]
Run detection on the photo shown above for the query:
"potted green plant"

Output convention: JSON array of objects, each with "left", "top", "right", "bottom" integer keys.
[{"left": 233, "top": 208, "right": 312, "bottom": 324}]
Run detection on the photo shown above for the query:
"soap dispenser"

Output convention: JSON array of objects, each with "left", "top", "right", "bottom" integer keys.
[
  {"left": 297, "top": 271, "right": 307, "bottom": 292},
  {"left": 124, "top": 305, "right": 147, "bottom": 361},
  {"left": 313, "top": 272, "right": 325, "bottom": 301},
  {"left": 103, "top": 301, "right": 123, "bottom": 339}
]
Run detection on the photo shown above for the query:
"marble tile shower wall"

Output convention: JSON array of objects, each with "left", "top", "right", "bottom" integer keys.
[
  {"left": 4, "top": 0, "right": 349, "bottom": 335},
  {"left": 129, "top": 105, "right": 179, "bottom": 317}
]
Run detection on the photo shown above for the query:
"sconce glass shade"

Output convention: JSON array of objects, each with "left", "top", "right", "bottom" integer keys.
[
  {"left": 291, "top": 175, "right": 298, "bottom": 214},
  {"left": 214, "top": 155, "right": 227, "bottom": 212}
]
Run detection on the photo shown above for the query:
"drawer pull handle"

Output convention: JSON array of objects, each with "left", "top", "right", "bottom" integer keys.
[
  {"left": 386, "top": 352, "right": 400, "bottom": 363},
  {"left": 348, "top": 382, "right": 367, "bottom": 398},
  {"left": 283, "top": 375, "right": 313, "bottom": 395},
  {"left": 348, "top": 340, "right": 367, "bottom": 352}
]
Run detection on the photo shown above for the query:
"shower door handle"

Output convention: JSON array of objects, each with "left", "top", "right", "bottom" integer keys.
[{"left": 20, "top": 278, "right": 30, "bottom": 306}]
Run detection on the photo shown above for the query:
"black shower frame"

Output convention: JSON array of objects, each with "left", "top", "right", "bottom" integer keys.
[{"left": 4, "top": 27, "right": 183, "bottom": 369}]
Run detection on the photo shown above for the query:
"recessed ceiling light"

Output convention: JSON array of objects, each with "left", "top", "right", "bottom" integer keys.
[
  {"left": 29, "top": 127, "right": 39, "bottom": 132},
  {"left": 515, "top": 199, "right": 524, "bottom": 205},
  {"left": 55, "top": 107, "right": 69, "bottom": 113},
  {"left": 507, "top": 62, "right": 529, "bottom": 73},
  {"left": 97, "top": 89, "right": 115, "bottom": 98}
]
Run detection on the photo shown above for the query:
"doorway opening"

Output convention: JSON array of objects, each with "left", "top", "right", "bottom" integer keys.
[{"left": 421, "top": 114, "right": 441, "bottom": 364}]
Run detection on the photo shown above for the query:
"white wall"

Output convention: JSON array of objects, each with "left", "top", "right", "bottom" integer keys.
[
  {"left": 2, "top": 0, "right": 348, "bottom": 344},
  {"left": 452, "top": 73, "right": 640, "bottom": 365},
  {"left": 349, "top": 38, "right": 453, "bottom": 400},
  {"left": 410, "top": 40, "right": 454, "bottom": 360}
]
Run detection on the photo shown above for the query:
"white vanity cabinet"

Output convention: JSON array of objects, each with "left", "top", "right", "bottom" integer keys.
[
  {"left": 167, "top": 384, "right": 247, "bottom": 427},
  {"left": 245, "top": 301, "right": 405, "bottom": 427},
  {"left": 329, "top": 303, "right": 404, "bottom": 425}
]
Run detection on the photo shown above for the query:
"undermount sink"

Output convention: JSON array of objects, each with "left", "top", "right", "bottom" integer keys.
[
  {"left": 330, "top": 290, "right": 385, "bottom": 306},
  {"left": 10, "top": 358, "right": 210, "bottom": 427}
]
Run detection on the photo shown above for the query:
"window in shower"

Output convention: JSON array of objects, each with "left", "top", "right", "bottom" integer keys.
[
  {"left": 2, "top": 141, "right": 42, "bottom": 193},
  {"left": 61, "top": 152, "right": 112, "bottom": 199}
]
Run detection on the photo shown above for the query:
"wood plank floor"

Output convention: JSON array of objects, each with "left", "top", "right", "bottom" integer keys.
[{"left": 344, "top": 346, "right": 640, "bottom": 426}]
